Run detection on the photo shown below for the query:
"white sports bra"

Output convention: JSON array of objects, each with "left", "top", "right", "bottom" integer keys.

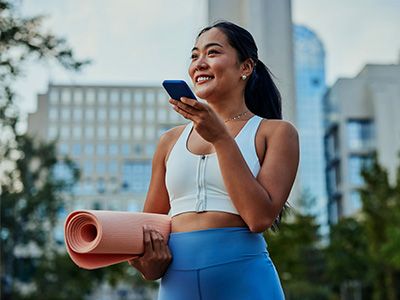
[{"left": 165, "top": 115, "right": 263, "bottom": 217}]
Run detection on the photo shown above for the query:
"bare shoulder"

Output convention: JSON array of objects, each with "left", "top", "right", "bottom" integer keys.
[
  {"left": 158, "top": 124, "right": 188, "bottom": 164},
  {"left": 259, "top": 118, "right": 298, "bottom": 140}
]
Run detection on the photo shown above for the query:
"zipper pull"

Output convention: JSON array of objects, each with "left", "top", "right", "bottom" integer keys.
[{"left": 201, "top": 155, "right": 206, "bottom": 160}]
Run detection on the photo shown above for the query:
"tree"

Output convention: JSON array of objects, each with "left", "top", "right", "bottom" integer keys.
[
  {"left": 0, "top": 1, "right": 90, "bottom": 298},
  {"left": 326, "top": 217, "right": 370, "bottom": 299},
  {"left": 264, "top": 194, "right": 332, "bottom": 300},
  {"left": 358, "top": 152, "right": 400, "bottom": 300}
]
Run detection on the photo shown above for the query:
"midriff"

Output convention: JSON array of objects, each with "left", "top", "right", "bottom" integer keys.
[{"left": 171, "top": 211, "right": 248, "bottom": 233}]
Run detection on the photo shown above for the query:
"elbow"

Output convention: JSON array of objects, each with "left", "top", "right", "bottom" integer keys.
[{"left": 248, "top": 218, "right": 274, "bottom": 233}]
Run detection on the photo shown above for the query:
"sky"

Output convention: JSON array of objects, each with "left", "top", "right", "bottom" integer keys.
[{"left": 14, "top": 0, "right": 400, "bottom": 131}]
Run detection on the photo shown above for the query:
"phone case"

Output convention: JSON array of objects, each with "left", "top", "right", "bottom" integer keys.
[{"left": 162, "top": 80, "right": 197, "bottom": 100}]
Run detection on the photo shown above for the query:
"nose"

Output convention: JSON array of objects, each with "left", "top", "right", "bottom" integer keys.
[{"left": 194, "top": 57, "right": 208, "bottom": 71}]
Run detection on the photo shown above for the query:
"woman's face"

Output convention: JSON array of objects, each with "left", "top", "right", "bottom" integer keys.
[{"left": 188, "top": 28, "right": 243, "bottom": 100}]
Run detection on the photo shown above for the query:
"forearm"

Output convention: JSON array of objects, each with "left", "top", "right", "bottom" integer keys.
[{"left": 213, "top": 136, "right": 276, "bottom": 231}]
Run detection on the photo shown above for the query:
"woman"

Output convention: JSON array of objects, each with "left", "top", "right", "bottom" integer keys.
[{"left": 129, "top": 21, "right": 299, "bottom": 299}]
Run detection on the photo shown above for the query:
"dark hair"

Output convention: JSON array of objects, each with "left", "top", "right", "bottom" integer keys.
[
  {"left": 197, "top": 21, "right": 282, "bottom": 120},
  {"left": 198, "top": 21, "right": 287, "bottom": 230}
]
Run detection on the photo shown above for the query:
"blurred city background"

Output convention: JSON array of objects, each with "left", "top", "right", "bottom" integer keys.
[{"left": 1, "top": 0, "right": 400, "bottom": 299}]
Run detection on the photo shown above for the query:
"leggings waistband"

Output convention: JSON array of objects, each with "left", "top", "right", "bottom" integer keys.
[{"left": 167, "top": 227, "right": 268, "bottom": 270}]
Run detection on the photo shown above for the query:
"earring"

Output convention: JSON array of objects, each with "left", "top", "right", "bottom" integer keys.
[{"left": 241, "top": 75, "right": 247, "bottom": 80}]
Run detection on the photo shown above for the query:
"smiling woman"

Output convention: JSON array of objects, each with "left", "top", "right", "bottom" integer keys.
[{"left": 128, "top": 21, "right": 299, "bottom": 300}]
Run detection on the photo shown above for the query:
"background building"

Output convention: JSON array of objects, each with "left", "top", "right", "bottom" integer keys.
[
  {"left": 27, "top": 84, "right": 186, "bottom": 240},
  {"left": 324, "top": 61, "right": 400, "bottom": 224},
  {"left": 293, "top": 25, "right": 328, "bottom": 233}
]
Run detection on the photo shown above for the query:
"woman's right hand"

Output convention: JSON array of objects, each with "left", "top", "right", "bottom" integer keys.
[{"left": 128, "top": 225, "right": 172, "bottom": 281}]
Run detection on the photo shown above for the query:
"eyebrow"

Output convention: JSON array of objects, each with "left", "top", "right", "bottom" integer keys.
[{"left": 191, "top": 42, "right": 223, "bottom": 52}]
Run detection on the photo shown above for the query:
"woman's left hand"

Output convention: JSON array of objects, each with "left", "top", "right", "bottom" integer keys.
[{"left": 169, "top": 97, "right": 230, "bottom": 144}]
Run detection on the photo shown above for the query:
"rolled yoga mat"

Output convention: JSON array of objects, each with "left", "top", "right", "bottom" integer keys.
[{"left": 64, "top": 210, "right": 171, "bottom": 270}]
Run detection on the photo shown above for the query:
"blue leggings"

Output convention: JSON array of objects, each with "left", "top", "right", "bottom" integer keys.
[{"left": 157, "top": 227, "right": 285, "bottom": 300}]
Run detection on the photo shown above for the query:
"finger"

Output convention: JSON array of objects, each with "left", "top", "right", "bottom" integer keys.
[
  {"left": 150, "top": 230, "right": 162, "bottom": 253},
  {"left": 170, "top": 98, "right": 198, "bottom": 115},
  {"left": 143, "top": 225, "right": 153, "bottom": 253},
  {"left": 180, "top": 97, "right": 205, "bottom": 110},
  {"left": 171, "top": 103, "right": 194, "bottom": 120}
]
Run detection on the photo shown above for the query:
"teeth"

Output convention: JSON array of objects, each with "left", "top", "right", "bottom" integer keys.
[{"left": 197, "top": 76, "right": 213, "bottom": 82}]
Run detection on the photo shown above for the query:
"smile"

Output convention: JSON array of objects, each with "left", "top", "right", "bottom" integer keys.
[{"left": 196, "top": 76, "right": 214, "bottom": 83}]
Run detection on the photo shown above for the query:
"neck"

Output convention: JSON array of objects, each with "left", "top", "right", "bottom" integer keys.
[{"left": 205, "top": 93, "right": 251, "bottom": 121}]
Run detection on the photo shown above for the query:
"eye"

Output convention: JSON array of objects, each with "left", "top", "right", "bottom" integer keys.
[
  {"left": 207, "top": 49, "right": 219, "bottom": 55},
  {"left": 190, "top": 53, "right": 198, "bottom": 60}
]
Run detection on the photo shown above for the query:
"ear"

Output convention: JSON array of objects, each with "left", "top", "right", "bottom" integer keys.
[{"left": 240, "top": 58, "right": 255, "bottom": 77}]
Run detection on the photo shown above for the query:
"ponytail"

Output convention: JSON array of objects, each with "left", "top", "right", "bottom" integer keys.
[{"left": 245, "top": 60, "right": 282, "bottom": 120}]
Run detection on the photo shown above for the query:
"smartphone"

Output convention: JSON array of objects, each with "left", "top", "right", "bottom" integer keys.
[{"left": 162, "top": 80, "right": 197, "bottom": 101}]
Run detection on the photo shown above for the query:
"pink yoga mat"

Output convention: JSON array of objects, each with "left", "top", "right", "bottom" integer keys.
[{"left": 64, "top": 210, "right": 171, "bottom": 270}]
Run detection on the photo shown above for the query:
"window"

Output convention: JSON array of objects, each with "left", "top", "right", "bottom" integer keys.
[
  {"left": 96, "top": 161, "right": 107, "bottom": 175},
  {"left": 97, "top": 178, "right": 106, "bottom": 193},
  {"left": 122, "top": 127, "right": 131, "bottom": 139},
  {"left": 348, "top": 191, "right": 362, "bottom": 214},
  {"left": 49, "top": 89, "right": 59, "bottom": 104},
  {"left": 158, "top": 91, "right": 167, "bottom": 105},
  {"left": 98, "top": 89, "right": 107, "bottom": 105},
  {"left": 85, "top": 108, "right": 95, "bottom": 121},
  {"left": 109, "top": 160, "right": 119, "bottom": 175},
  {"left": 122, "top": 90, "right": 131, "bottom": 105},
  {"left": 134, "top": 110, "right": 143, "bottom": 122},
  {"left": 74, "top": 89, "right": 83, "bottom": 104},
  {"left": 61, "top": 108, "right": 70, "bottom": 121},
  {"left": 348, "top": 155, "right": 372, "bottom": 185},
  {"left": 122, "top": 144, "right": 131, "bottom": 156},
  {"left": 134, "top": 90, "right": 143, "bottom": 105},
  {"left": 86, "top": 89, "right": 96, "bottom": 105},
  {"left": 48, "top": 126, "right": 58, "bottom": 139},
  {"left": 110, "top": 108, "right": 119, "bottom": 121},
  {"left": 84, "top": 144, "right": 94, "bottom": 155},
  {"left": 145, "top": 143, "right": 156, "bottom": 157},
  {"left": 49, "top": 108, "right": 58, "bottom": 121},
  {"left": 133, "top": 144, "right": 142, "bottom": 156},
  {"left": 122, "top": 110, "right": 131, "bottom": 121},
  {"left": 72, "top": 143, "right": 81, "bottom": 156},
  {"left": 97, "top": 126, "right": 107, "bottom": 139},
  {"left": 109, "top": 126, "right": 119, "bottom": 139},
  {"left": 83, "top": 161, "right": 94, "bottom": 175},
  {"left": 84, "top": 126, "right": 94, "bottom": 139},
  {"left": 58, "top": 143, "right": 69, "bottom": 156},
  {"left": 133, "top": 126, "right": 143, "bottom": 139},
  {"left": 96, "top": 143, "right": 107, "bottom": 156},
  {"left": 60, "top": 127, "right": 70, "bottom": 139},
  {"left": 145, "top": 108, "right": 155, "bottom": 122},
  {"left": 122, "top": 160, "right": 151, "bottom": 193},
  {"left": 145, "top": 126, "right": 155, "bottom": 140},
  {"left": 347, "top": 120, "right": 374, "bottom": 150},
  {"left": 73, "top": 108, "right": 82, "bottom": 121},
  {"left": 98, "top": 108, "right": 107, "bottom": 121},
  {"left": 110, "top": 89, "right": 119, "bottom": 105},
  {"left": 109, "top": 144, "right": 119, "bottom": 156},
  {"left": 61, "top": 89, "right": 71, "bottom": 104},
  {"left": 146, "top": 90, "right": 155, "bottom": 105},
  {"left": 53, "top": 162, "right": 74, "bottom": 184},
  {"left": 158, "top": 109, "right": 167, "bottom": 122},
  {"left": 72, "top": 127, "right": 82, "bottom": 139}
]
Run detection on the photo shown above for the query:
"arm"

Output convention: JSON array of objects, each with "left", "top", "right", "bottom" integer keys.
[
  {"left": 213, "top": 120, "right": 299, "bottom": 232},
  {"left": 129, "top": 128, "right": 180, "bottom": 280}
]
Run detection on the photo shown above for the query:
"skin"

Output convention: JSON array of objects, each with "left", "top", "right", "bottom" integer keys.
[{"left": 129, "top": 27, "right": 300, "bottom": 280}]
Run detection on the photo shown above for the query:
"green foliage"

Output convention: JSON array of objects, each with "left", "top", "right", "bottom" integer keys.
[
  {"left": 326, "top": 218, "right": 369, "bottom": 289},
  {"left": 264, "top": 200, "right": 333, "bottom": 300}
]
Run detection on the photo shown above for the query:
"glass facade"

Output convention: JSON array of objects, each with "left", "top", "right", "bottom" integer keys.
[
  {"left": 122, "top": 161, "right": 152, "bottom": 194},
  {"left": 294, "top": 25, "right": 328, "bottom": 232}
]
